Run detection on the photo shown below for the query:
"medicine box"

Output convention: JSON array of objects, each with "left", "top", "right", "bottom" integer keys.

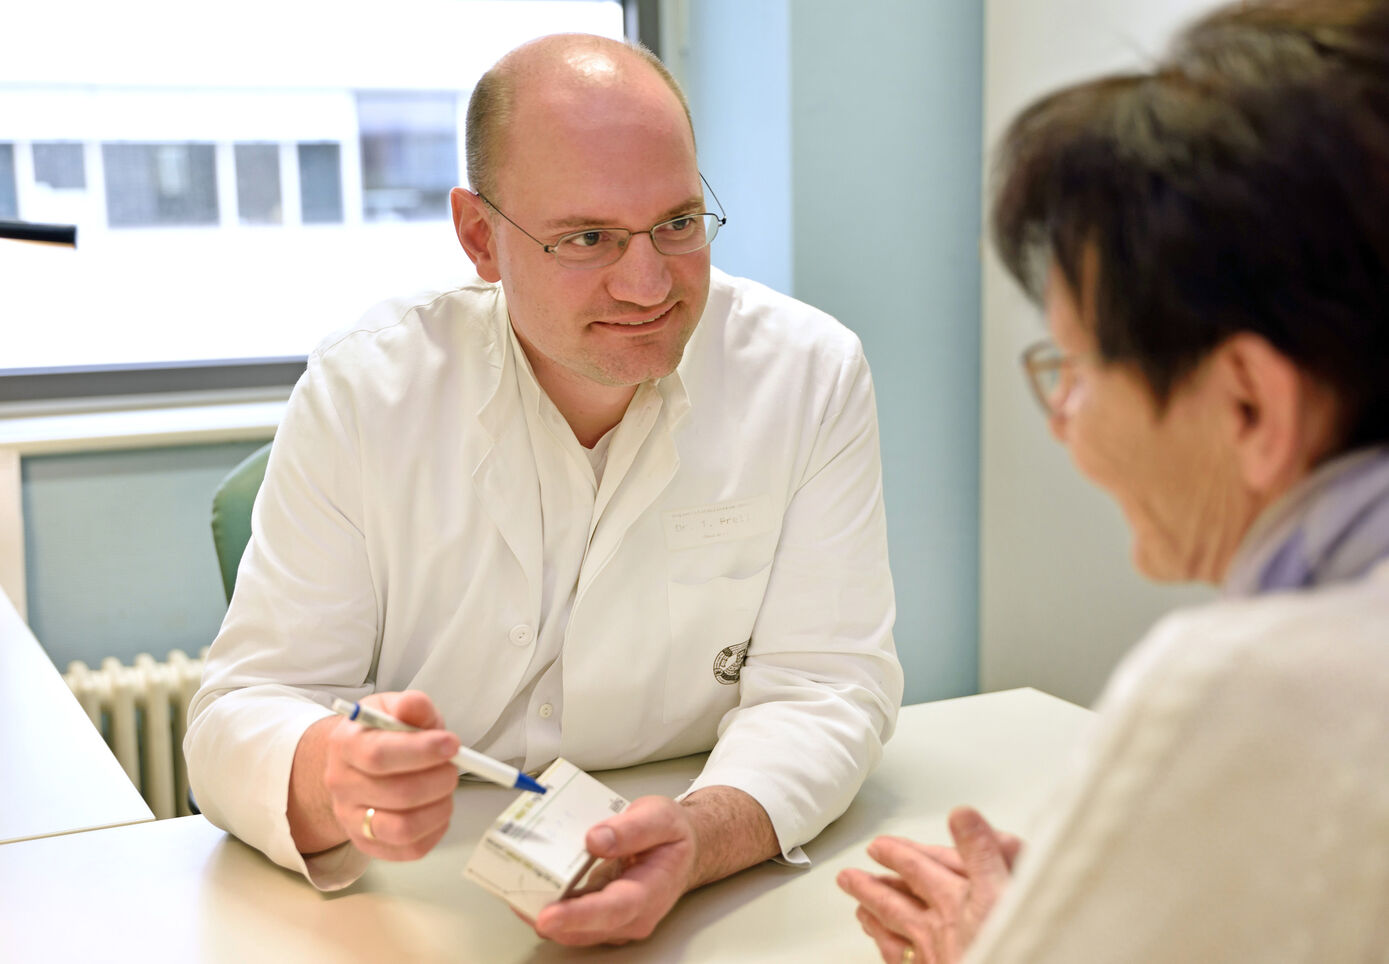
[{"left": 463, "top": 757, "right": 629, "bottom": 919}]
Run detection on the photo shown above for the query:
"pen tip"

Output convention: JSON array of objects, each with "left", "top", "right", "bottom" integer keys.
[{"left": 516, "top": 773, "right": 547, "bottom": 794}]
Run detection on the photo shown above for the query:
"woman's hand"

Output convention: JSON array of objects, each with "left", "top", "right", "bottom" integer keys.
[{"left": 837, "top": 807, "right": 1019, "bottom": 963}]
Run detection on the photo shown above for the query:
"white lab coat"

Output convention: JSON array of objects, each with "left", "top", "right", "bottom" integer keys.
[
  {"left": 185, "top": 268, "right": 902, "bottom": 887},
  {"left": 966, "top": 558, "right": 1389, "bottom": 962}
]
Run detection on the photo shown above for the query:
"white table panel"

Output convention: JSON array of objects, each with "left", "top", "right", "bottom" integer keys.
[
  {"left": 0, "top": 688, "right": 1091, "bottom": 962},
  {"left": 0, "top": 587, "right": 154, "bottom": 844}
]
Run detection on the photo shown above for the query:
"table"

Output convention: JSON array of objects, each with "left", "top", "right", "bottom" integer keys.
[
  {"left": 0, "top": 688, "right": 1092, "bottom": 962},
  {"left": 0, "top": 588, "right": 154, "bottom": 844}
]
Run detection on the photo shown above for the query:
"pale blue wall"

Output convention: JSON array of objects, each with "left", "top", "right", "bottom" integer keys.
[
  {"left": 683, "top": 1, "right": 983, "bottom": 702},
  {"left": 21, "top": 3, "right": 984, "bottom": 704},
  {"left": 22, "top": 441, "right": 264, "bottom": 668},
  {"left": 682, "top": 0, "right": 793, "bottom": 296}
]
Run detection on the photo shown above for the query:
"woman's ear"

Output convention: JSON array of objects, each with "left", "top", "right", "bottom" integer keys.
[
  {"left": 1211, "top": 333, "right": 1336, "bottom": 495},
  {"left": 451, "top": 187, "right": 502, "bottom": 282}
]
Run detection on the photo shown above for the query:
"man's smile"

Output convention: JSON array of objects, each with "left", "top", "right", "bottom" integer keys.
[{"left": 593, "top": 304, "right": 676, "bottom": 330}]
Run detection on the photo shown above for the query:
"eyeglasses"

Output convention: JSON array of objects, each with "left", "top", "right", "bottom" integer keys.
[
  {"left": 1020, "top": 339, "right": 1087, "bottom": 417},
  {"left": 475, "top": 174, "right": 727, "bottom": 270}
]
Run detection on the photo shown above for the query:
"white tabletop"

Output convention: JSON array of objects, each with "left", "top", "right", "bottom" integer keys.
[
  {"left": 0, "top": 588, "right": 154, "bottom": 844},
  {"left": 0, "top": 687, "right": 1092, "bottom": 962}
]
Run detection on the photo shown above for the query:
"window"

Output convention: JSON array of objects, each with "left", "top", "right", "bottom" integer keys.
[
  {"left": 234, "top": 143, "right": 282, "bottom": 225},
  {"left": 33, "top": 142, "right": 85, "bottom": 189},
  {"left": 0, "top": 0, "right": 627, "bottom": 392},
  {"left": 103, "top": 143, "right": 219, "bottom": 227},
  {"left": 0, "top": 144, "right": 16, "bottom": 219},
  {"left": 298, "top": 142, "right": 343, "bottom": 225},
  {"left": 358, "top": 92, "right": 458, "bottom": 223}
]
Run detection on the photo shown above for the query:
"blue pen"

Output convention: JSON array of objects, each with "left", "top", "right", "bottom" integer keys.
[{"left": 331, "top": 698, "right": 546, "bottom": 794}]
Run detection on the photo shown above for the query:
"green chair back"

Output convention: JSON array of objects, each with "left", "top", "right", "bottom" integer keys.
[{"left": 211, "top": 442, "right": 272, "bottom": 602}]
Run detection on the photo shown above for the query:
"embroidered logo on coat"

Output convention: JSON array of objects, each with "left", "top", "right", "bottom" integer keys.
[{"left": 713, "top": 640, "right": 750, "bottom": 685}]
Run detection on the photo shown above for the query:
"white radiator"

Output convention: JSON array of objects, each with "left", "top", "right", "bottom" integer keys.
[{"left": 63, "top": 649, "right": 208, "bottom": 820}]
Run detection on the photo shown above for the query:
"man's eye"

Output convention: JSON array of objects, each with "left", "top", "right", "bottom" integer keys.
[
  {"left": 562, "top": 230, "right": 612, "bottom": 249},
  {"left": 662, "top": 217, "right": 696, "bottom": 234}
]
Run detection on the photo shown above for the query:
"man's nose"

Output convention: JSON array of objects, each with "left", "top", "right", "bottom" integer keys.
[{"left": 605, "top": 232, "right": 673, "bottom": 306}]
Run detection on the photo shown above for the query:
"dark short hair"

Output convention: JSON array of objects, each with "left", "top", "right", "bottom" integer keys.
[{"left": 991, "top": 0, "right": 1389, "bottom": 450}]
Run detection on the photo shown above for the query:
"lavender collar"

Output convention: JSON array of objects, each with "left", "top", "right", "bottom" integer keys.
[{"left": 1224, "top": 446, "right": 1389, "bottom": 597}]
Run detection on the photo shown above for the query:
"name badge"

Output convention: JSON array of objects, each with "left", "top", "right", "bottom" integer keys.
[{"left": 664, "top": 496, "right": 775, "bottom": 550}]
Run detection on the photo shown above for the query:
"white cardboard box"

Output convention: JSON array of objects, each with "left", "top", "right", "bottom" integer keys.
[{"left": 463, "top": 758, "right": 629, "bottom": 919}]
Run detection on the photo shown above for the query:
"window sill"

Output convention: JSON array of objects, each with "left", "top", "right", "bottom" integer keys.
[{"left": 0, "top": 388, "right": 287, "bottom": 455}]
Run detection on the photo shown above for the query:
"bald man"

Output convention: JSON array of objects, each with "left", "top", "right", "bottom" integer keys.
[{"left": 187, "top": 34, "right": 901, "bottom": 946}]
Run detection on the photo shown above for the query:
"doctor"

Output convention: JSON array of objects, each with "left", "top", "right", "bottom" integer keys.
[
  {"left": 186, "top": 33, "right": 901, "bottom": 946},
  {"left": 839, "top": 1, "right": 1389, "bottom": 960}
]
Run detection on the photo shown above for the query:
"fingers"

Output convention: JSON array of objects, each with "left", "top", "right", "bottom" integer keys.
[
  {"left": 346, "top": 794, "right": 454, "bottom": 860},
  {"left": 331, "top": 691, "right": 460, "bottom": 780},
  {"left": 995, "top": 830, "right": 1025, "bottom": 870},
  {"left": 836, "top": 867, "right": 930, "bottom": 957},
  {"left": 585, "top": 795, "right": 685, "bottom": 859},
  {"left": 878, "top": 821, "right": 1024, "bottom": 873},
  {"left": 842, "top": 818, "right": 1016, "bottom": 963},
  {"left": 368, "top": 689, "right": 446, "bottom": 730},
  {"left": 534, "top": 796, "right": 696, "bottom": 946},
  {"left": 322, "top": 690, "right": 463, "bottom": 862},
  {"left": 948, "top": 808, "right": 1011, "bottom": 894},
  {"left": 855, "top": 904, "right": 915, "bottom": 964},
  {"left": 567, "top": 854, "right": 636, "bottom": 899},
  {"left": 536, "top": 874, "right": 652, "bottom": 945},
  {"left": 867, "top": 836, "right": 968, "bottom": 907},
  {"left": 889, "top": 838, "right": 968, "bottom": 875},
  {"left": 337, "top": 726, "right": 461, "bottom": 778}
]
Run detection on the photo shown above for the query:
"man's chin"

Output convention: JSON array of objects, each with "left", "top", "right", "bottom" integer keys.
[
  {"left": 589, "top": 358, "right": 683, "bottom": 388},
  {"left": 591, "top": 336, "right": 695, "bottom": 387}
]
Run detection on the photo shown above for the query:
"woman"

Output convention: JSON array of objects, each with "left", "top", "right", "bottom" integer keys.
[{"left": 839, "top": 1, "right": 1389, "bottom": 961}]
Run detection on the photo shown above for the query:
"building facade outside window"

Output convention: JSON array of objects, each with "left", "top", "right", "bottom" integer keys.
[
  {"left": 0, "top": 144, "right": 16, "bottom": 219},
  {"left": 298, "top": 142, "right": 344, "bottom": 225},
  {"left": 32, "top": 142, "right": 86, "bottom": 190},
  {"left": 234, "top": 143, "right": 284, "bottom": 225},
  {"left": 0, "top": 0, "right": 625, "bottom": 380}
]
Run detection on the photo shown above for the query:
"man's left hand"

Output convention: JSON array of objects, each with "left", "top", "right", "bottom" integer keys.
[
  {"left": 531, "top": 795, "right": 695, "bottom": 945},
  {"left": 533, "top": 786, "right": 779, "bottom": 946},
  {"left": 836, "top": 806, "right": 1016, "bottom": 964}
]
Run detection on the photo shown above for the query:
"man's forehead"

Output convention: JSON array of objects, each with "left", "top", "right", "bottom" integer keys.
[
  {"left": 503, "top": 37, "right": 693, "bottom": 145},
  {"left": 495, "top": 88, "right": 700, "bottom": 225},
  {"left": 511, "top": 70, "right": 686, "bottom": 136}
]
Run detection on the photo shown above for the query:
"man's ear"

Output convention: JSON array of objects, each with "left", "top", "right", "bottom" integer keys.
[
  {"left": 1211, "top": 333, "right": 1333, "bottom": 495},
  {"left": 451, "top": 187, "right": 502, "bottom": 282}
]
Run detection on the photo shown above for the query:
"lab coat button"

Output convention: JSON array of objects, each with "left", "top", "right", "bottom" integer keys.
[
  {"left": 508, "top": 624, "right": 534, "bottom": 646},
  {"left": 538, "top": 703, "right": 554, "bottom": 719}
]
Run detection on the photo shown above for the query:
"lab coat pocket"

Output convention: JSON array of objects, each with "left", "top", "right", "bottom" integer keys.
[{"left": 663, "top": 564, "right": 772, "bottom": 724}]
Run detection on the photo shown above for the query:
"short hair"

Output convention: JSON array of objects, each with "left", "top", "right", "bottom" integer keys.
[
  {"left": 465, "top": 36, "right": 694, "bottom": 202},
  {"left": 991, "top": 0, "right": 1389, "bottom": 451}
]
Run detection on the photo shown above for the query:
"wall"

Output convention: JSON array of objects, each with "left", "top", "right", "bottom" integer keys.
[
  {"left": 979, "top": 0, "right": 1223, "bottom": 705},
  {"left": 22, "top": 441, "right": 264, "bottom": 669},
  {"left": 679, "top": 0, "right": 984, "bottom": 703},
  {"left": 673, "top": 0, "right": 793, "bottom": 296}
]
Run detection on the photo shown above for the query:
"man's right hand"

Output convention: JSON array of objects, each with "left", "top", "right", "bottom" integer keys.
[{"left": 287, "top": 690, "right": 461, "bottom": 860}]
